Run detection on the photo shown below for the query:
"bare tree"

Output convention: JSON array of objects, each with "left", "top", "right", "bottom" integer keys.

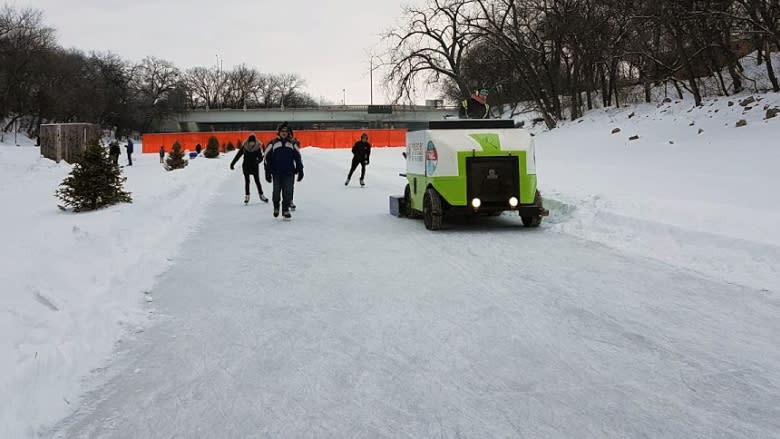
[
  {"left": 469, "top": 0, "right": 563, "bottom": 128},
  {"left": 222, "top": 64, "right": 261, "bottom": 108},
  {"left": 185, "top": 66, "right": 219, "bottom": 109},
  {"left": 384, "top": 0, "right": 481, "bottom": 103},
  {"left": 129, "top": 57, "right": 182, "bottom": 131},
  {"left": 276, "top": 73, "right": 306, "bottom": 107},
  {"left": 733, "top": 0, "right": 780, "bottom": 91},
  {"left": 255, "top": 73, "right": 281, "bottom": 107},
  {"left": 0, "top": 5, "right": 55, "bottom": 132}
]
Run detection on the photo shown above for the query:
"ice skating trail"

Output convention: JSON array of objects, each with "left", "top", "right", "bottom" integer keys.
[{"left": 50, "top": 149, "right": 780, "bottom": 439}]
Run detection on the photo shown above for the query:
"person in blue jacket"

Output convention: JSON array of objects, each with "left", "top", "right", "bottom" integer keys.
[
  {"left": 264, "top": 122, "right": 303, "bottom": 219},
  {"left": 125, "top": 138, "right": 134, "bottom": 166}
]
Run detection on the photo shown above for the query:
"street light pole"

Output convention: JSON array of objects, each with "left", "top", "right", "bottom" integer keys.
[
  {"left": 215, "top": 54, "right": 220, "bottom": 110},
  {"left": 369, "top": 56, "right": 380, "bottom": 106},
  {"left": 343, "top": 88, "right": 346, "bottom": 106}
]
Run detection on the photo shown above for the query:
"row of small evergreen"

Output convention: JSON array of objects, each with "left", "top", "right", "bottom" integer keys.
[{"left": 56, "top": 136, "right": 232, "bottom": 212}]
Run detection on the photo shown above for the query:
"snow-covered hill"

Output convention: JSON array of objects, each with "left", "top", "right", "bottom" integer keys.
[{"left": 536, "top": 92, "right": 780, "bottom": 291}]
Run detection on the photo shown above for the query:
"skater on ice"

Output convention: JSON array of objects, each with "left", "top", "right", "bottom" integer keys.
[
  {"left": 345, "top": 133, "right": 371, "bottom": 187},
  {"left": 230, "top": 133, "right": 268, "bottom": 204},
  {"left": 264, "top": 122, "right": 303, "bottom": 219}
]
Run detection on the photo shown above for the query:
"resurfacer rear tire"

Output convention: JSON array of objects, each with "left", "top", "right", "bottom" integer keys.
[
  {"left": 423, "top": 187, "right": 443, "bottom": 230},
  {"left": 521, "top": 190, "right": 543, "bottom": 228},
  {"left": 404, "top": 184, "right": 419, "bottom": 219}
]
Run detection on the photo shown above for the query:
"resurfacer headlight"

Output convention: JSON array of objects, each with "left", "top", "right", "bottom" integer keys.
[
  {"left": 471, "top": 198, "right": 482, "bottom": 209},
  {"left": 509, "top": 197, "right": 519, "bottom": 207}
]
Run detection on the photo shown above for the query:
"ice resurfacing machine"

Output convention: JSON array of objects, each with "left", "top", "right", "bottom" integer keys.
[{"left": 390, "top": 120, "right": 549, "bottom": 230}]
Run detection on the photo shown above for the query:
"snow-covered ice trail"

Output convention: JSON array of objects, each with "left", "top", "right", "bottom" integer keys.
[{"left": 49, "top": 149, "right": 780, "bottom": 439}]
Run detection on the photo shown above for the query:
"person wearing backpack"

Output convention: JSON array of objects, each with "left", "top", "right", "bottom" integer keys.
[
  {"left": 345, "top": 133, "right": 371, "bottom": 187},
  {"left": 230, "top": 133, "right": 268, "bottom": 204}
]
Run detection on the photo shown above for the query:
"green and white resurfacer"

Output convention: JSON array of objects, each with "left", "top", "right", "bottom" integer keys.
[{"left": 390, "top": 120, "right": 549, "bottom": 230}]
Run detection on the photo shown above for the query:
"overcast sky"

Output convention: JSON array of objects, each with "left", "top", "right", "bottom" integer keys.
[{"left": 22, "top": 0, "right": 427, "bottom": 105}]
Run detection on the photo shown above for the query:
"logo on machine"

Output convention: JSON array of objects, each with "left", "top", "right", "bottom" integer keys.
[
  {"left": 426, "top": 141, "right": 438, "bottom": 175},
  {"left": 487, "top": 169, "right": 499, "bottom": 180}
]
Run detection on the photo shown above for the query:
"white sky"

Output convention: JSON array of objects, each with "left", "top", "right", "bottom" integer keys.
[{"left": 21, "top": 0, "right": 429, "bottom": 105}]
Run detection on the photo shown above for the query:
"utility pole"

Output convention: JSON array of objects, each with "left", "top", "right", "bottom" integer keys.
[
  {"left": 215, "top": 54, "right": 220, "bottom": 110},
  {"left": 343, "top": 88, "right": 346, "bottom": 106}
]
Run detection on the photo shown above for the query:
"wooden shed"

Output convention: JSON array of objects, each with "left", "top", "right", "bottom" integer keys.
[{"left": 40, "top": 123, "right": 101, "bottom": 163}]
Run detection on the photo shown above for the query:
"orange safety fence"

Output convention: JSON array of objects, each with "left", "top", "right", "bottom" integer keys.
[{"left": 142, "top": 129, "right": 407, "bottom": 154}]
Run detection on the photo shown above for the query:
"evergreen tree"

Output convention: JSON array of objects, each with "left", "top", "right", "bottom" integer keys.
[
  {"left": 204, "top": 136, "right": 220, "bottom": 158},
  {"left": 56, "top": 140, "right": 132, "bottom": 211},
  {"left": 165, "top": 140, "right": 188, "bottom": 170},
  {"left": 226, "top": 141, "right": 235, "bottom": 152}
]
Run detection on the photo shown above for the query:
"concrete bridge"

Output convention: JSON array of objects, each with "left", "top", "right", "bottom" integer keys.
[{"left": 162, "top": 105, "right": 460, "bottom": 132}]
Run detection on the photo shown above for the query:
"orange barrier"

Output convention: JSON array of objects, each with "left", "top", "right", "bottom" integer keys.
[{"left": 142, "top": 129, "right": 407, "bottom": 154}]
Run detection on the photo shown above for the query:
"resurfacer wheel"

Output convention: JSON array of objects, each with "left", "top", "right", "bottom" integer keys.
[
  {"left": 423, "top": 187, "right": 443, "bottom": 230},
  {"left": 521, "top": 190, "right": 544, "bottom": 228}
]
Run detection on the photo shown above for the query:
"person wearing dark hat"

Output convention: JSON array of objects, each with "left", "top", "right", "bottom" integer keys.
[
  {"left": 264, "top": 122, "right": 303, "bottom": 219},
  {"left": 230, "top": 133, "right": 268, "bottom": 204},
  {"left": 460, "top": 88, "right": 490, "bottom": 119},
  {"left": 345, "top": 133, "right": 371, "bottom": 187}
]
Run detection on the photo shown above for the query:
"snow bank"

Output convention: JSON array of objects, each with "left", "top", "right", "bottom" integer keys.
[
  {"left": 0, "top": 142, "right": 231, "bottom": 438},
  {"left": 536, "top": 92, "right": 780, "bottom": 291}
]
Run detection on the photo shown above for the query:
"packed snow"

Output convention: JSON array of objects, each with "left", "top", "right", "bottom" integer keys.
[
  {"left": 0, "top": 143, "right": 231, "bottom": 437},
  {"left": 1, "top": 93, "right": 779, "bottom": 438}
]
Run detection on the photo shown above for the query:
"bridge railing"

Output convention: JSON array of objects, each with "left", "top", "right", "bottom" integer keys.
[{"left": 187, "top": 104, "right": 460, "bottom": 113}]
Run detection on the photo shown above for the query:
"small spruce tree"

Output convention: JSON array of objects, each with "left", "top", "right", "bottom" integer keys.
[
  {"left": 226, "top": 141, "right": 235, "bottom": 152},
  {"left": 56, "top": 140, "right": 132, "bottom": 211},
  {"left": 165, "top": 140, "right": 188, "bottom": 171},
  {"left": 204, "top": 136, "right": 220, "bottom": 158}
]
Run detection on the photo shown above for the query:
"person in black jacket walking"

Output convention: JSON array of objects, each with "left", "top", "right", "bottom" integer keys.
[
  {"left": 264, "top": 122, "right": 303, "bottom": 219},
  {"left": 345, "top": 133, "right": 371, "bottom": 187},
  {"left": 230, "top": 133, "right": 268, "bottom": 204},
  {"left": 109, "top": 141, "right": 121, "bottom": 164}
]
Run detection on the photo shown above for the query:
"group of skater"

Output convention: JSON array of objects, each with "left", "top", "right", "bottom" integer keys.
[
  {"left": 109, "top": 138, "right": 134, "bottom": 166},
  {"left": 229, "top": 122, "right": 372, "bottom": 220}
]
